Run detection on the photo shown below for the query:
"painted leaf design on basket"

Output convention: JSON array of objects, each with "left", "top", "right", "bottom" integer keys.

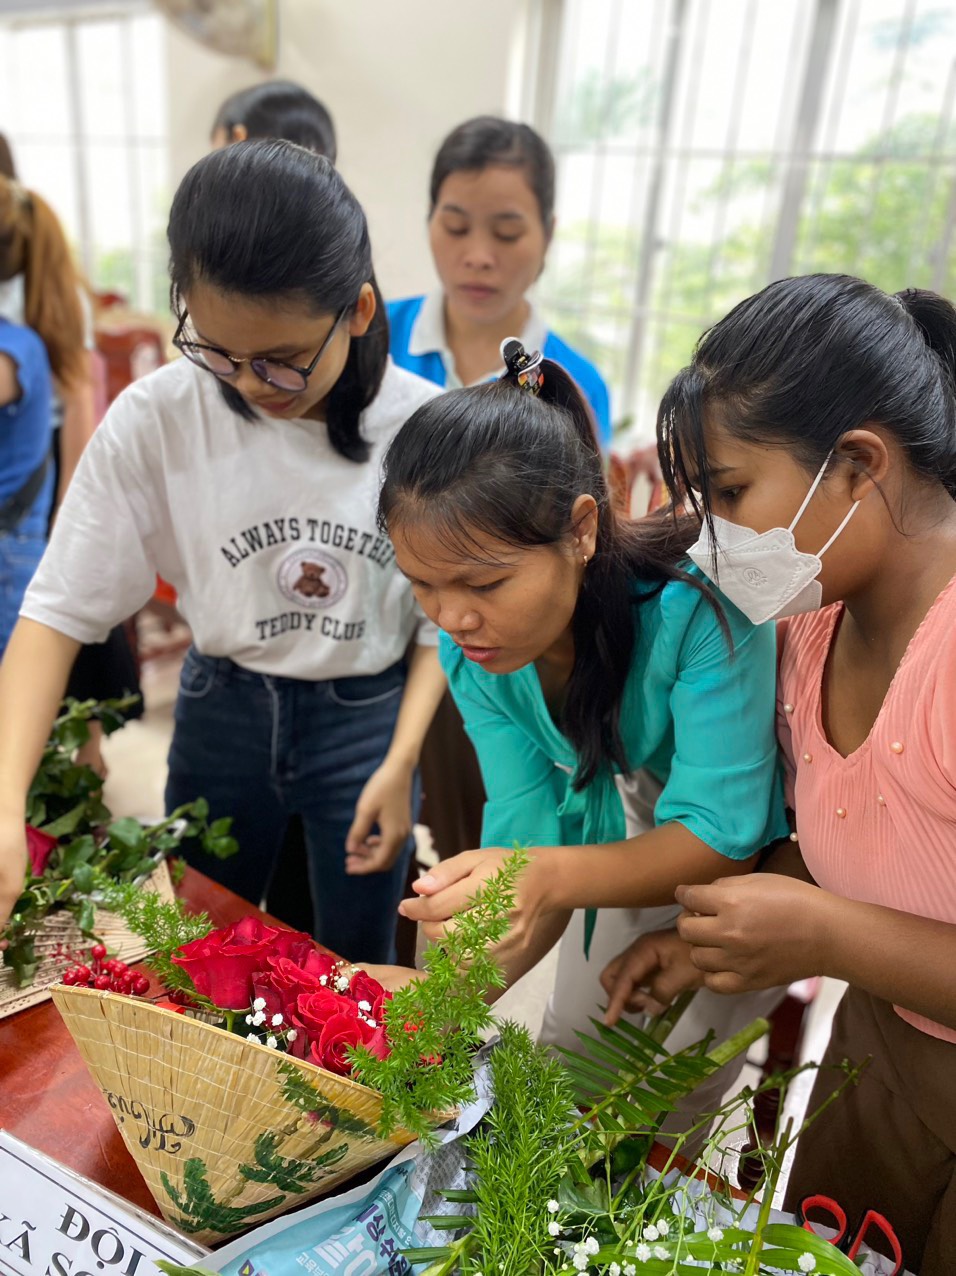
[
  {"left": 161, "top": 1159, "right": 286, "bottom": 1235},
  {"left": 277, "top": 1058, "right": 378, "bottom": 1139},
  {"left": 239, "top": 1131, "right": 349, "bottom": 1192}
]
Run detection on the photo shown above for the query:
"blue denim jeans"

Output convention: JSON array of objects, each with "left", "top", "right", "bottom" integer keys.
[
  {"left": 0, "top": 488, "right": 48, "bottom": 655},
  {"left": 165, "top": 649, "right": 418, "bottom": 963}
]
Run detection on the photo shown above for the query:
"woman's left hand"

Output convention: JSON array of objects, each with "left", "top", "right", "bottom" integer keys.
[
  {"left": 345, "top": 758, "right": 414, "bottom": 875},
  {"left": 675, "top": 873, "right": 832, "bottom": 993}
]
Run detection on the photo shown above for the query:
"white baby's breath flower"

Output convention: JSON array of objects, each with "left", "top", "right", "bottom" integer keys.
[
  {"left": 707, "top": 1226, "right": 724, "bottom": 1242},
  {"left": 548, "top": 1221, "right": 562, "bottom": 1237},
  {"left": 571, "top": 1254, "right": 588, "bottom": 1273},
  {"left": 798, "top": 1256, "right": 816, "bottom": 1273},
  {"left": 271, "top": 1013, "right": 283, "bottom": 1026},
  {"left": 655, "top": 1217, "right": 670, "bottom": 1237},
  {"left": 547, "top": 1199, "right": 560, "bottom": 1213},
  {"left": 583, "top": 1237, "right": 599, "bottom": 1256},
  {"left": 246, "top": 1033, "right": 258, "bottom": 1042},
  {"left": 631, "top": 1250, "right": 647, "bottom": 1267},
  {"left": 266, "top": 1035, "right": 277, "bottom": 1049},
  {"left": 286, "top": 1028, "right": 297, "bottom": 1042},
  {"left": 609, "top": 1265, "right": 621, "bottom": 1276},
  {"left": 642, "top": 1225, "right": 659, "bottom": 1242},
  {"left": 252, "top": 997, "right": 266, "bottom": 1011},
  {"left": 358, "top": 999, "right": 372, "bottom": 1012},
  {"left": 252, "top": 1010, "right": 266, "bottom": 1026},
  {"left": 319, "top": 975, "right": 328, "bottom": 986},
  {"left": 654, "top": 1248, "right": 668, "bottom": 1260},
  {"left": 335, "top": 975, "right": 350, "bottom": 992},
  {"left": 244, "top": 1015, "right": 253, "bottom": 1025}
]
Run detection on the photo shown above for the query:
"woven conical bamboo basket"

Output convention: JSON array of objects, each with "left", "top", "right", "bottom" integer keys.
[{"left": 52, "top": 984, "right": 416, "bottom": 1246}]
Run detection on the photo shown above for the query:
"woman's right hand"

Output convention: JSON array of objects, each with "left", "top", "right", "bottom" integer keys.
[
  {"left": 600, "top": 927, "right": 704, "bottom": 1024},
  {"left": 0, "top": 812, "right": 27, "bottom": 939}
]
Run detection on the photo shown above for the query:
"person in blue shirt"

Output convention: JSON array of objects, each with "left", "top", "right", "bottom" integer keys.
[
  {"left": 0, "top": 319, "right": 53, "bottom": 653},
  {"left": 387, "top": 116, "right": 611, "bottom": 447},
  {"left": 377, "top": 343, "right": 788, "bottom": 1121},
  {"left": 389, "top": 117, "right": 614, "bottom": 867}
]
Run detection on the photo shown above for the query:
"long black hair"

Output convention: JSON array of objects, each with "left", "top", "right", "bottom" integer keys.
[
  {"left": 658, "top": 273, "right": 956, "bottom": 522},
  {"left": 211, "top": 80, "right": 337, "bottom": 162},
  {"left": 429, "top": 116, "right": 555, "bottom": 231},
  {"left": 167, "top": 139, "right": 387, "bottom": 462},
  {"left": 379, "top": 360, "right": 709, "bottom": 790}
]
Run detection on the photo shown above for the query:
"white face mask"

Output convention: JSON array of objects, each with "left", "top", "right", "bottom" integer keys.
[{"left": 686, "top": 452, "right": 860, "bottom": 626}]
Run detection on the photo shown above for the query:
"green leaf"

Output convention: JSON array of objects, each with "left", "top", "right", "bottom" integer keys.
[
  {"left": 156, "top": 1264, "right": 220, "bottom": 1276},
  {"left": 108, "top": 817, "right": 148, "bottom": 851},
  {"left": 72, "top": 864, "right": 95, "bottom": 894},
  {"left": 399, "top": 1249, "right": 453, "bottom": 1265},
  {"left": 203, "top": 835, "right": 239, "bottom": 860},
  {"left": 74, "top": 897, "right": 96, "bottom": 934},
  {"left": 2, "top": 936, "right": 37, "bottom": 987},
  {"left": 41, "top": 802, "right": 89, "bottom": 839},
  {"left": 58, "top": 834, "right": 97, "bottom": 874}
]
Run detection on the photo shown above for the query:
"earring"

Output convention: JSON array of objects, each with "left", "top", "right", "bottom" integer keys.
[{"left": 582, "top": 555, "right": 589, "bottom": 567}]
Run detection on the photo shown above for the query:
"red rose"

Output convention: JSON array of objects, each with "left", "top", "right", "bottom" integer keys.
[
  {"left": 268, "top": 928, "right": 318, "bottom": 962},
  {"left": 310, "top": 1012, "right": 385, "bottom": 1076},
  {"left": 250, "top": 970, "right": 293, "bottom": 1023},
  {"left": 171, "top": 916, "right": 284, "bottom": 1009},
  {"left": 266, "top": 949, "right": 339, "bottom": 992},
  {"left": 291, "top": 988, "right": 356, "bottom": 1045},
  {"left": 348, "top": 970, "right": 387, "bottom": 1016},
  {"left": 296, "top": 948, "right": 340, "bottom": 983},
  {"left": 375, "top": 989, "right": 394, "bottom": 1025},
  {"left": 26, "top": 825, "right": 58, "bottom": 876},
  {"left": 365, "top": 1025, "right": 390, "bottom": 1062}
]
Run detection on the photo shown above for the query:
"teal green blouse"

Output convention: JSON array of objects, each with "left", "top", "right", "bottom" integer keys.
[{"left": 438, "top": 574, "right": 787, "bottom": 860}]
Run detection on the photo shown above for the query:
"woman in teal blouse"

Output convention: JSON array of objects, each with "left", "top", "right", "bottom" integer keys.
[{"left": 378, "top": 343, "right": 787, "bottom": 1077}]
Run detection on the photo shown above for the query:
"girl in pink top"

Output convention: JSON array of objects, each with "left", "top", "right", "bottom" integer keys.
[{"left": 603, "top": 275, "right": 956, "bottom": 1273}]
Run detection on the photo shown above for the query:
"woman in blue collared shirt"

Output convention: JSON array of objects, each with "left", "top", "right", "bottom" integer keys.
[
  {"left": 378, "top": 347, "right": 786, "bottom": 1118},
  {"left": 387, "top": 117, "right": 611, "bottom": 448},
  {"left": 389, "top": 118, "right": 613, "bottom": 865}
]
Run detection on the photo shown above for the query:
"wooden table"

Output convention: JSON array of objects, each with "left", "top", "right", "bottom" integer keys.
[{"left": 0, "top": 868, "right": 281, "bottom": 1219}]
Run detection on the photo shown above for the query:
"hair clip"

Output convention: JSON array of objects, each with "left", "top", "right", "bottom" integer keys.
[{"left": 500, "top": 338, "right": 544, "bottom": 396}]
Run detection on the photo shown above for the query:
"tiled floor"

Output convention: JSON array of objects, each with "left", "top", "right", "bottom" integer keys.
[{"left": 102, "top": 643, "right": 843, "bottom": 1193}]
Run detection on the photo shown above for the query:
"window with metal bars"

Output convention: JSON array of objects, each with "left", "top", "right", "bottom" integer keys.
[
  {"left": 0, "top": 3, "right": 169, "bottom": 315},
  {"left": 537, "top": 0, "right": 956, "bottom": 438}
]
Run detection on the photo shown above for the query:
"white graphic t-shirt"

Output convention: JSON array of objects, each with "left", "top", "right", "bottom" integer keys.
[{"left": 22, "top": 356, "right": 440, "bottom": 680}]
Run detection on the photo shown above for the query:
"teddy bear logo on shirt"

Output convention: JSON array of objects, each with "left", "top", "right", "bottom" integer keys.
[
  {"left": 293, "top": 561, "right": 331, "bottom": 599},
  {"left": 277, "top": 547, "right": 348, "bottom": 609}
]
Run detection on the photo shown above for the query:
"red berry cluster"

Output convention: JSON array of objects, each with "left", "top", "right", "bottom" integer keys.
[{"left": 61, "top": 943, "right": 150, "bottom": 996}]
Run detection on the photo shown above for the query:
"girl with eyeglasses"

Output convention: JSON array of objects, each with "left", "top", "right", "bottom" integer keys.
[{"left": 0, "top": 140, "right": 446, "bottom": 964}]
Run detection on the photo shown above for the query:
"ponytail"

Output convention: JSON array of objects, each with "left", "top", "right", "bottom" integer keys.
[
  {"left": 0, "top": 177, "right": 87, "bottom": 390},
  {"left": 896, "top": 287, "right": 956, "bottom": 392},
  {"left": 379, "top": 348, "right": 710, "bottom": 790},
  {"left": 22, "top": 191, "right": 87, "bottom": 389}
]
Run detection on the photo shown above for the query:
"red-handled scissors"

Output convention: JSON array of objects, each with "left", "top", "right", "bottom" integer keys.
[{"left": 796, "top": 1194, "right": 903, "bottom": 1274}]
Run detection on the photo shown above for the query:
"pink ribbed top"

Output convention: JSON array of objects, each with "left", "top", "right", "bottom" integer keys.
[{"left": 777, "top": 573, "right": 956, "bottom": 1042}]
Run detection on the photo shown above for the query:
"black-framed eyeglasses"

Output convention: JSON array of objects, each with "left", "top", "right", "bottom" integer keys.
[{"left": 172, "top": 306, "right": 348, "bottom": 394}]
